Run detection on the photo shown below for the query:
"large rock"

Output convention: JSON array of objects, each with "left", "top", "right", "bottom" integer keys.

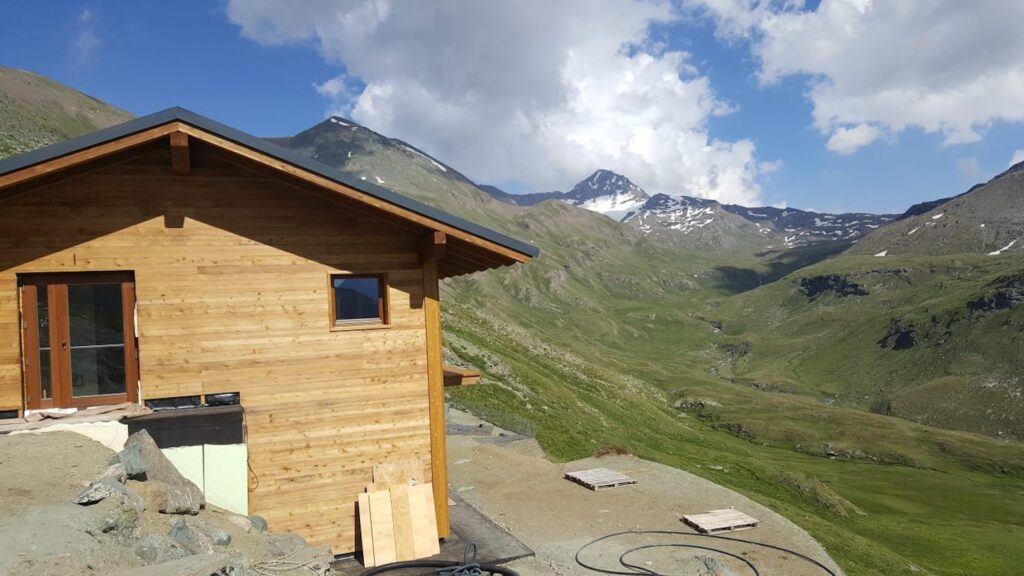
[
  {"left": 101, "top": 462, "right": 128, "bottom": 484},
  {"left": 74, "top": 477, "right": 128, "bottom": 505},
  {"left": 248, "top": 514, "right": 268, "bottom": 532},
  {"left": 122, "top": 430, "right": 204, "bottom": 514},
  {"left": 118, "top": 443, "right": 148, "bottom": 478},
  {"left": 131, "top": 479, "right": 203, "bottom": 515},
  {"left": 168, "top": 517, "right": 215, "bottom": 555},
  {"left": 134, "top": 534, "right": 192, "bottom": 565}
]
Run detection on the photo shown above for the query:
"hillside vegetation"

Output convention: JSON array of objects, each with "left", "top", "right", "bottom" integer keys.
[
  {"left": 3, "top": 70, "right": 1023, "bottom": 575},
  {"left": 0, "top": 66, "right": 132, "bottom": 159}
]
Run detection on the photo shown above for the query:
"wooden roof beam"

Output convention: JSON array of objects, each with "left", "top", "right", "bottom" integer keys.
[
  {"left": 419, "top": 230, "right": 447, "bottom": 263},
  {"left": 169, "top": 132, "right": 191, "bottom": 176}
]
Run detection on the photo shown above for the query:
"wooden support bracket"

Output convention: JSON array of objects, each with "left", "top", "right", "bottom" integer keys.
[
  {"left": 169, "top": 132, "right": 191, "bottom": 176},
  {"left": 419, "top": 230, "right": 447, "bottom": 263}
]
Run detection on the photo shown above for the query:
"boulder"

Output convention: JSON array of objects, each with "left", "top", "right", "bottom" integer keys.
[
  {"left": 134, "top": 534, "right": 192, "bottom": 565},
  {"left": 247, "top": 514, "right": 268, "bottom": 532},
  {"left": 131, "top": 479, "right": 203, "bottom": 515},
  {"left": 197, "top": 524, "right": 232, "bottom": 547},
  {"left": 74, "top": 477, "right": 128, "bottom": 505},
  {"left": 226, "top": 515, "right": 252, "bottom": 533},
  {"left": 118, "top": 443, "right": 148, "bottom": 478},
  {"left": 169, "top": 517, "right": 215, "bottom": 555},
  {"left": 101, "top": 462, "right": 128, "bottom": 484},
  {"left": 122, "top": 430, "right": 204, "bottom": 514}
]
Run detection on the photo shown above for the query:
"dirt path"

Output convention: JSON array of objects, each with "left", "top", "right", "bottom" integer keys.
[{"left": 446, "top": 409, "right": 842, "bottom": 576}]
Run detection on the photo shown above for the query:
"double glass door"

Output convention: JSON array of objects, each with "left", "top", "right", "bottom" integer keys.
[{"left": 20, "top": 273, "right": 138, "bottom": 409}]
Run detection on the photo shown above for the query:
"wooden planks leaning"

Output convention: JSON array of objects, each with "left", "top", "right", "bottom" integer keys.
[
  {"left": 682, "top": 508, "right": 759, "bottom": 534},
  {"left": 565, "top": 468, "right": 637, "bottom": 491},
  {"left": 358, "top": 479, "right": 440, "bottom": 567}
]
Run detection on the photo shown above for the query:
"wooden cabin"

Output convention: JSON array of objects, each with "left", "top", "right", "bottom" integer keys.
[{"left": 0, "top": 108, "right": 537, "bottom": 553}]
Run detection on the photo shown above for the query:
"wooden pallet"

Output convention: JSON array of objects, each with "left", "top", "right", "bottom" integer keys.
[
  {"left": 681, "top": 508, "right": 759, "bottom": 534},
  {"left": 564, "top": 468, "right": 637, "bottom": 491}
]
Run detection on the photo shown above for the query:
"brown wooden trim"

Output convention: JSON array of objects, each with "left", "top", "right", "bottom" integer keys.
[
  {"left": 422, "top": 259, "right": 449, "bottom": 538},
  {"left": 419, "top": 231, "right": 447, "bottom": 263},
  {"left": 328, "top": 273, "right": 390, "bottom": 329},
  {"left": 0, "top": 123, "right": 181, "bottom": 190},
  {"left": 169, "top": 132, "right": 191, "bottom": 176},
  {"left": 19, "top": 271, "right": 135, "bottom": 286},
  {"left": 18, "top": 272, "right": 138, "bottom": 410},
  {"left": 51, "top": 283, "right": 70, "bottom": 407},
  {"left": 19, "top": 284, "right": 51, "bottom": 410},
  {"left": 122, "top": 281, "right": 140, "bottom": 404},
  {"left": 443, "top": 366, "right": 481, "bottom": 387}
]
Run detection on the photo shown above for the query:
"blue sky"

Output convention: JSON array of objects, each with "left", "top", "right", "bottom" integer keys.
[{"left": 1, "top": 1, "right": 1022, "bottom": 215}]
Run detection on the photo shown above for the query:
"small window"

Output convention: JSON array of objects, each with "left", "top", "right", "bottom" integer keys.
[{"left": 330, "top": 274, "right": 387, "bottom": 327}]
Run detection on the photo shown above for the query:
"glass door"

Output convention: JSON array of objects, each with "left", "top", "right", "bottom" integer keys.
[{"left": 20, "top": 273, "right": 138, "bottom": 409}]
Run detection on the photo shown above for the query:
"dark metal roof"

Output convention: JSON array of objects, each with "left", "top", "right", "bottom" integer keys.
[{"left": 0, "top": 107, "right": 539, "bottom": 259}]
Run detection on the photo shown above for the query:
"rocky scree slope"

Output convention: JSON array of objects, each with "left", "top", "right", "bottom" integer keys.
[{"left": 850, "top": 161, "right": 1024, "bottom": 257}]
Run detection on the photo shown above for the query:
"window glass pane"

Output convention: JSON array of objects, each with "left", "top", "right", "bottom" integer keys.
[
  {"left": 69, "top": 284, "right": 124, "bottom": 346},
  {"left": 333, "top": 276, "right": 382, "bottom": 322},
  {"left": 68, "top": 283, "right": 126, "bottom": 397},
  {"left": 36, "top": 288, "right": 51, "bottom": 400},
  {"left": 71, "top": 346, "right": 126, "bottom": 397}
]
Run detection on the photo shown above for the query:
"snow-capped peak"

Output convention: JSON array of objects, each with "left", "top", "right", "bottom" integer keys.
[{"left": 564, "top": 170, "right": 650, "bottom": 220}]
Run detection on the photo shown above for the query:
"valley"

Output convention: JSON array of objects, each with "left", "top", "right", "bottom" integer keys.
[{"left": 2, "top": 67, "right": 1023, "bottom": 575}]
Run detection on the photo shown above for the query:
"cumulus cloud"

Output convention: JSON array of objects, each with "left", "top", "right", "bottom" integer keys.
[
  {"left": 693, "top": 0, "right": 1024, "bottom": 153},
  {"left": 226, "top": 0, "right": 768, "bottom": 204},
  {"left": 827, "top": 123, "right": 878, "bottom": 155},
  {"left": 1010, "top": 150, "right": 1024, "bottom": 169}
]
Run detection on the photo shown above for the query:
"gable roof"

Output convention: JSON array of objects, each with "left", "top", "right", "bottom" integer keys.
[{"left": 0, "top": 107, "right": 538, "bottom": 276}]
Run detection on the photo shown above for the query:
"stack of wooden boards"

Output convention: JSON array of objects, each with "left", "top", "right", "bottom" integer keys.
[{"left": 357, "top": 458, "right": 441, "bottom": 567}]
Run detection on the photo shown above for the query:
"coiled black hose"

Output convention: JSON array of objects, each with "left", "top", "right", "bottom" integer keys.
[{"left": 575, "top": 529, "right": 839, "bottom": 576}]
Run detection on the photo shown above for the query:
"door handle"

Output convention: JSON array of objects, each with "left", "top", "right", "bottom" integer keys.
[{"left": 61, "top": 340, "right": 68, "bottom": 351}]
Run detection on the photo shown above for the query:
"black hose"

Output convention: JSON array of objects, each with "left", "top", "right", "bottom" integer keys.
[
  {"left": 575, "top": 529, "right": 838, "bottom": 576},
  {"left": 358, "top": 559, "right": 520, "bottom": 576},
  {"left": 619, "top": 543, "right": 760, "bottom": 576}
]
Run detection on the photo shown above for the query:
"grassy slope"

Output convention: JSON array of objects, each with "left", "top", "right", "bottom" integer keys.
[
  {"left": 713, "top": 255, "right": 1024, "bottom": 439},
  {"left": 0, "top": 66, "right": 133, "bottom": 159}
]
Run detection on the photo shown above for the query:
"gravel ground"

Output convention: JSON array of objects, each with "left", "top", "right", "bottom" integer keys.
[{"left": 446, "top": 409, "right": 843, "bottom": 576}]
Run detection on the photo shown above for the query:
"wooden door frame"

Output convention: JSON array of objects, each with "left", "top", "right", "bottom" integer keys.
[{"left": 19, "top": 272, "right": 139, "bottom": 410}]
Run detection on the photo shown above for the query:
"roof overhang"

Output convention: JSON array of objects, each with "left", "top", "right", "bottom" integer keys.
[{"left": 0, "top": 107, "right": 538, "bottom": 277}]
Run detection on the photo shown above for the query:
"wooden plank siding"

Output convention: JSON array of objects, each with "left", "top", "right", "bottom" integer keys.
[{"left": 0, "top": 146, "right": 436, "bottom": 552}]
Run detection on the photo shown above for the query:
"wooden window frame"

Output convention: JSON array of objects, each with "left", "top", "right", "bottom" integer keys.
[
  {"left": 328, "top": 273, "right": 390, "bottom": 331},
  {"left": 19, "top": 272, "right": 139, "bottom": 410}
]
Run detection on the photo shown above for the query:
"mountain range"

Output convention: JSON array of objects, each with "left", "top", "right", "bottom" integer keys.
[{"left": 3, "top": 67, "right": 1024, "bottom": 576}]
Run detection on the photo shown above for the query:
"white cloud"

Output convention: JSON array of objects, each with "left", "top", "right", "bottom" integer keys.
[
  {"left": 226, "top": 0, "right": 766, "bottom": 204},
  {"left": 1010, "top": 149, "right": 1024, "bottom": 168},
  {"left": 826, "top": 123, "right": 878, "bottom": 155},
  {"left": 72, "top": 7, "right": 100, "bottom": 64},
  {"left": 957, "top": 157, "right": 980, "bottom": 179},
  {"left": 694, "top": 0, "right": 1024, "bottom": 153}
]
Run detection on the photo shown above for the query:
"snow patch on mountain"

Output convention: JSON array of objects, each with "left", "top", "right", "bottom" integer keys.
[{"left": 988, "top": 240, "right": 1018, "bottom": 256}]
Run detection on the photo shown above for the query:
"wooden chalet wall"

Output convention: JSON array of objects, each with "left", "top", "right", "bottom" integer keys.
[{"left": 0, "top": 144, "right": 436, "bottom": 552}]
